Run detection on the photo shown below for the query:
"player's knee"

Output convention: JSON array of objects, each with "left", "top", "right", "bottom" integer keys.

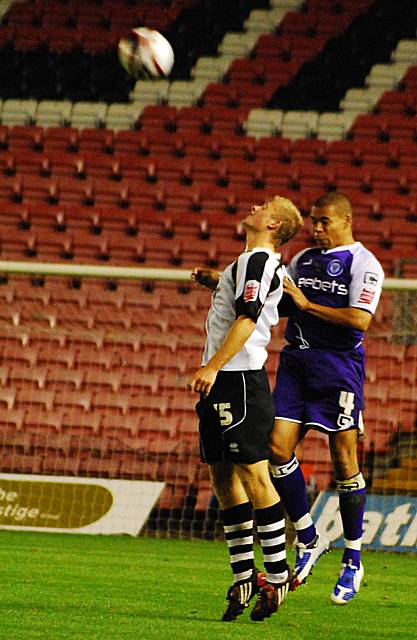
[
  {"left": 333, "top": 452, "right": 359, "bottom": 479},
  {"left": 331, "top": 436, "right": 360, "bottom": 479},
  {"left": 270, "top": 420, "right": 301, "bottom": 463},
  {"left": 269, "top": 438, "right": 293, "bottom": 464},
  {"left": 238, "top": 465, "right": 277, "bottom": 508}
]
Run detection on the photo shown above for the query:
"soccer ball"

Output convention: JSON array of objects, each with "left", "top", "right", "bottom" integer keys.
[{"left": 118, "top": 27, "right": 174, "bottom": 78}]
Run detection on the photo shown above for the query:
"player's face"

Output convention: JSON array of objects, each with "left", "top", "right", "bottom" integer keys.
[
  {"left": 242, "top": 202, "right": 274, "bottom": 230},
  {"left": 310, "top": 205, "right": 351, "bottom": 248}
]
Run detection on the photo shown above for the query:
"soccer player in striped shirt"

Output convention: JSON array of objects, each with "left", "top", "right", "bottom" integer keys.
[{"left": 189, "top": 196, "right": 303, "bottom": 621}]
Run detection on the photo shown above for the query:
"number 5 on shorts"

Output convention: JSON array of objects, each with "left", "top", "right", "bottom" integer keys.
[{"left": 213, "top": 403, "right": 233, "bottom": 426}]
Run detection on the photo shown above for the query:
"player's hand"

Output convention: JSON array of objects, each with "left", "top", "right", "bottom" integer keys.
[
  {"left": 283, "top": 276, "right": 309, "bottom": 310},
  {"left": 191, "top": 267, "right": 220, "bottom": 290},
  {"left": 187, "top": 366, "right": 218, "bottom": 396}
]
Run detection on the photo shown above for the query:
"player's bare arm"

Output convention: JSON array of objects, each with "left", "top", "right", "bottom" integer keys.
[
  {"left": 283, "top": 276, "right": 372, "bottom": 331},
  {"left": 187, "top": 315, "right": 256, "bottom": 396},
  {"left": 191, "top": 267, "right": 221, "bottom": 290}
]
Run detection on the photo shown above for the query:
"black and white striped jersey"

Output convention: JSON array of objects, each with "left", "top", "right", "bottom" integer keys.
[{"left": 202, "top": 247, "right": 286, "bottom": 370}]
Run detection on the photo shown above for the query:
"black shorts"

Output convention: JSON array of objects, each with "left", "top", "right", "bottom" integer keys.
[{"left": 196, "top": 368, "right": 274, "bottom": 465}]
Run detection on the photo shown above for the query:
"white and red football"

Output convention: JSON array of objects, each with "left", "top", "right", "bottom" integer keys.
[{"left": 118, "top": 27, "right": 174, "bottom": 78}]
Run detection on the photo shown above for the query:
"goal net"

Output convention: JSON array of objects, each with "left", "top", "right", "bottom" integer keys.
[{"left": 0, "top": 261, "right": 416, "bottom": 539}]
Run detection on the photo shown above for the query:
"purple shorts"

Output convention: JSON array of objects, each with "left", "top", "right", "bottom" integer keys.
[{"left": 272, "top": 346, "right": 366, "bottom": 433}]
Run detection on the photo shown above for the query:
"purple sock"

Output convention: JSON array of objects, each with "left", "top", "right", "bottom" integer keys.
[
  {"left": 270, "top": 455, "right": 316, "bottom": 545},
  {"left": 337, "top": 475, "right": 367, "bottom": 567}
]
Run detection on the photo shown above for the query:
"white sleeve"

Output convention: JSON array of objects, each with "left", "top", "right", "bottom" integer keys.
[{"left": 349, "top": 248, "right": 385, "bottom": 314}]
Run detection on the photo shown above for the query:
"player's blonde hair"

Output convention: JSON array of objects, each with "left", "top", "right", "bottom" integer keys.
[{"left": 268, "top": 195, "right": 304, "bottom": 247}]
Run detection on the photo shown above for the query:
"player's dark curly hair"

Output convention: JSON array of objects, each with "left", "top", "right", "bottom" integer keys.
[{"left": 313, "top": 192, "right": 353, "bottom": 217}]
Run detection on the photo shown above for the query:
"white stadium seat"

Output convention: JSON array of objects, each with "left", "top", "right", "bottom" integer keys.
[{"left": 69, "top": 102, "right": 108, "bottom": 129}]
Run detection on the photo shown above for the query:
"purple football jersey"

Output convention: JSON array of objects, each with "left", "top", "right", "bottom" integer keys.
[
  {"left": 274, "top": 242, "right": 384, "bottom": 432},
  {"left": 285, "top": 242, "right": 384, "bottom": 351}
]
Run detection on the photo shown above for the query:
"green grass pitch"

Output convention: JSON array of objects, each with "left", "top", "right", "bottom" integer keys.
[{"left": 0, "top": 531, "right": 415, "bottom": 640}]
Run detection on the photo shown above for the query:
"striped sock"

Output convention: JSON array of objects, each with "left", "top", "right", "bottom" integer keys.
[
  {"left": 255, "top": 502, "right": 288, "bottom": 584},
  {"left": 221, "top": 502, "right": 254, "bottom": 583}
]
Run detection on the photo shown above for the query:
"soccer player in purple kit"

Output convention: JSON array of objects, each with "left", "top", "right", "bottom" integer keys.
[{"left": 270, "top": 192, "right": 384, "bottom": 604}]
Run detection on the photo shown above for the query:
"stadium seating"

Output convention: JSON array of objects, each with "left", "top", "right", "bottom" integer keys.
[{"left": 0, "top": 0, "right": 416, "bottom": 524}]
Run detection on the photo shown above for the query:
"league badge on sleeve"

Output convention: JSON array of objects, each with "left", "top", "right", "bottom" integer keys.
[
  {"left": 364, "top": 272, "right": 379, "bottom": 285},
  {"left": 244, "top": 280, "right": 260, "bottom": 302}
]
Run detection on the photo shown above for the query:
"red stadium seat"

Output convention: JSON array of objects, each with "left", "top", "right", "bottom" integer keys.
[
  {"left": 0, "top": 407, "right": 25, "bottom": 431},
  {"left": 78, "top": 128, "right": 114, "bottom": 154},
  {"left": 9, "top": 363, "right": 47, "bottom": 389},
  {"left": 16, "top": 388, "right": 55, "bottom": 411},
  {"left": 45, "top": 366, "right": 84, "bottom": 390},
  {"left": 54, "top": 390, "right": 91, "bottom": 412},
  {"left": 41, "top": 453, "right": 80, "bottom": 475},
  {"left": 60, "top": 409, "right": 101, "bottom": 436},
  {"left": 0, "top": 452, "right": 43, "bottom": 474}
]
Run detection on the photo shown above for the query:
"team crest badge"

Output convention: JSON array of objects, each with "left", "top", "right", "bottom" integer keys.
[{"left": 327, "top": 259, "right": 343, "bottom": 276}]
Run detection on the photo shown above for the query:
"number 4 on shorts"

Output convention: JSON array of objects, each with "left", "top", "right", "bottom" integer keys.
[{"left": 337, "top": 391, "right": 355, "bottom": 428}]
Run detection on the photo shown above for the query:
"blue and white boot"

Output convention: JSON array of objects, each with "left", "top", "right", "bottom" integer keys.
[
  {"left": 331, "top": 561, "right": 364, "bottom": 605},
  {"left": 292, "top": 534, "right": 330, "bottom": 589}
]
